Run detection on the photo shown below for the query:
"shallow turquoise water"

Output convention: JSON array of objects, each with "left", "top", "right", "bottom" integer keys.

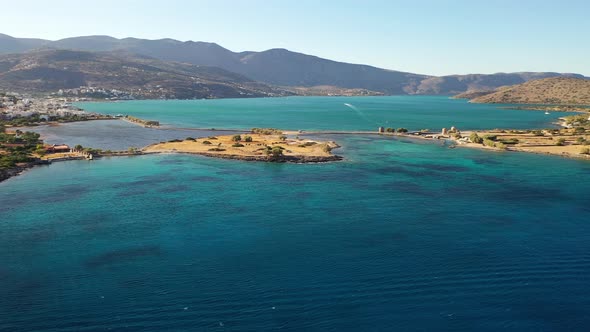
[
  {"left": 78, "top": 96, "right": 573, "bottom": 131},
  {"left": 2, "top": 97, "right": 590, "bottom": 331},
  {"left": 21, "top": 120, "right": 243, "bottom": 150},
  {"left": 2, "top": 135, "right": 590, "bottom": 331}
]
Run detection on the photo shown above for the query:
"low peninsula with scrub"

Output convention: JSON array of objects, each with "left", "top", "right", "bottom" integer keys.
[
  {"left": 144, "top": 128, "right": 342, "bottom": 163},
  {"left": 439, "top": 114, "right": 590, "bottom": 159}
]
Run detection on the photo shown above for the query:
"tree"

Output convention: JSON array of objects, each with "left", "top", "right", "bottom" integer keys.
[
  {"left": 266, "top": 146, "right": 284, "bottom": 160},
  {"left": 470, "top": 132, "right": 483, "bottom": 144},
  {"left": 74, "top": 144, "right": 83, "bottom": 151},
  {"left": 244, "top": 135, "right": 253, "bottom": 142},
  {"left": 556, "top": 138, "right": 566, "bottom": 146},
  {"left": 396, "top": 128, "right": 408, "bottom": 133},
  {"left": 231, "top": 135, "right": 242, "bottom": 142},
  {"left": 483, "top": 139, "right": 496, "bottom": 147}
]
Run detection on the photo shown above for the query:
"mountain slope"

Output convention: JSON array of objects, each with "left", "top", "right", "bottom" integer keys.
[
  {"left": 0, "top": 49, "right": 293, "bottom": 99},
  {"left": 0, "top": 34, "right": 588, "bottom": 96},
  {"left": 415, "top": 72, "right": 587, "bottom": 95},
  {"left": 0, "top": 33, "right": 47, "bottom": 54},
  {"left": 236, "top": 48, "right": 425, "bottom": 94},
  {"left": 466, "top": 77, "right": 590, "bottom": 105},
  {"left": 0, "top": 35, "right": 429, "bottom": 94}
]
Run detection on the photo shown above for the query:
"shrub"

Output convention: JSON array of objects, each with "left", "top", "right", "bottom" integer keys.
[
  {"left": 483, "top": 135, "right": 497, "bottom": 141},
  {"left": 168, "top": 139, "right": 182, "bottom": 143},
  {"left": 265, "top": 146, "right": 284, "bottom": 159},
  {"left": 252, "top": 128, "right": 282, "bottom": 135},
  {"left": 483, "top": 139, "right": 496, "bottom": 147},
  {"left": 470, "top": 132, "right": 483, "bottom": 144},
  {"left": 202, "top": 140, "right": 212, "bottom": 145},
  {"left": 532, "top": 130, "right": 544, "bottom": 137},
  {"left": 231, "top": 134, "right": 242, "bottom": 142},
  {"left": 494, "top": 142, "right": 506, "bottom": 150},
  {"left": 232, "top": 143, "right": 244, "bottom": 147},
  {"left": 185, "top": 137, "right": 196, "bottom": 141},
  {"left": 244, "top": 135, "right": 253, "bottom": 142},
  {"left": 298, "top": 141, "right": 317, "bottom": 148},
  {"left": 208, "top": 148, "right": 225, "bottom": 152},
  {"left": 574, "top": 127, "right": 586, "bottom": 134},
  {"left": 279, "top": 135, "right": 287, "bottom": 141},
  {"left": 581, "top": 147, "right": 590, "bottom": 155},
  {"left": 396, "top": 128, "right": 408, "bottom": 133},
  {"left": 385, "top": 127, "right": 394, "bottom": 133},
  {"left": 576, "top": 137, "right": 587, "bottom": 144},
  {"left": 499, "top": 138, "right": 519, "bottom": 145},
  {"left": 556, "top": 138, "right": 567, "bottom": 146}
]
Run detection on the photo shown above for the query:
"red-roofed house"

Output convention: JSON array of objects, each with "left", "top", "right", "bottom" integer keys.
[{"left": 45, "top": 144, "right": 71, "bottom": 153}]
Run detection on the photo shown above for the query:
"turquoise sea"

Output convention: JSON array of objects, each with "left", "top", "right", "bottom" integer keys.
[
  {"left": 78, "top": 96, "right": 574, "bottom": 131},
  {"left": 1, "top": 96, "right": 590, "bottom": 331}
]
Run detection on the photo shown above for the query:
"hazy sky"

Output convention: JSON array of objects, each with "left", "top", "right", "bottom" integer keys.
[{"left": 1, "top": 0, "right": 589, "bottom": 76}]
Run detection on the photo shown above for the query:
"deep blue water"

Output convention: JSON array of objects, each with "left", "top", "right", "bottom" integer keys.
[
  {"left": 1, "top": 97, "right": 590, "bottom": 331},
  {"left": 2, "top": 137, "right": 590, "bottom": 331}
]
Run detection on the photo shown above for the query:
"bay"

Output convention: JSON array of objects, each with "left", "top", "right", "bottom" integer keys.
[{"left": 1, "top": 96, "right": 589, "bottom": 331}]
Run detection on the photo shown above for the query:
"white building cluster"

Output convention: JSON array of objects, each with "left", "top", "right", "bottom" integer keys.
[
  {"left": 0, "top": 94, "right": 95, "bottom": 120},
  {"left": 56, "top": 86, "right": 135, "bottom": 100}
]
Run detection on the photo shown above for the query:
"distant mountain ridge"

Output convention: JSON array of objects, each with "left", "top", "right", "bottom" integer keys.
[
  {"left": 0, "top": 33, "right": 588, "bottom": 96},
  {"left": 0, "top": 49, "right": 293, "bottom": 99}
]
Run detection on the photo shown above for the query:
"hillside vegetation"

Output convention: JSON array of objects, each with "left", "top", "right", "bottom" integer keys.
[
  {"left": 468, "top": 77, "right": 590, "bottom": 105},
  {"left": 1, "top": 34, "right": 588, "bottom": 96},
  {"left": 0, "top": 49, "right": 293, "bottom": 99}
]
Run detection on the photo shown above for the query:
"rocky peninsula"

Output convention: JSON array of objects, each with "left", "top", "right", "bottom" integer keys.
[{"left": 144, "top": 129, "right": 342, "bottom": 163}]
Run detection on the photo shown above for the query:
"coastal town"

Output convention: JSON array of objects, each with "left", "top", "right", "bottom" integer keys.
[{"left": 0, "top": 92, "right": 109, "bottom": 122}]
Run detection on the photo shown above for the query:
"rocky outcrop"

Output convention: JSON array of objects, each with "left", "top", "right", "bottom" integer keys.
[{"left": 163, "top": 151, "right": 343, "bottom": 163}]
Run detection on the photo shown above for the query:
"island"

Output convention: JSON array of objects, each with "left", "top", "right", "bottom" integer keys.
[{"left": 144, "top": 129, "right": 342, "bottom": 163}]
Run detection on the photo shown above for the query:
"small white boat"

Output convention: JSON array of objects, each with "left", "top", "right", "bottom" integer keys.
[{"left": 545, "top": 111, "right": 550, "bottom": 115}]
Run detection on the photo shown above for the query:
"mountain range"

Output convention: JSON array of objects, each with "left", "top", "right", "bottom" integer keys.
[
  {"left": 0, "top": 49, "right": 292, "bottom": 99},
  {"left": 1, "top": 33, "right": 588, "bottom": 97}
]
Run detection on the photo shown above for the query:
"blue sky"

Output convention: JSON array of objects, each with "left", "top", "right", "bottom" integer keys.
[{"left": 1, "top": 0, "right": 589, "bottom": 76}]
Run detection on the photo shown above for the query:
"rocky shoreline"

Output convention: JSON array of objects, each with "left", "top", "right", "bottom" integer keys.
[
  {"left": 0, "top": 160, "right": 51, "bottom": 183},
  {"left": 156, "top": 150, "right": 344, "bottom": 163}
]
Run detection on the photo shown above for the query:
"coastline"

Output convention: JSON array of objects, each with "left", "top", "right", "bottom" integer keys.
[
  {"left": 3, "top": 97, "right": 590, "bottom": 184},
  {"left": 0, "top": 160, "right": 51, "bottom": 184},
  {"left": 143, "top": 133, "right": 343, "bottom": 163},
  {"left": 148, "top": 150, "right": 343, "bottom": 163}
]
